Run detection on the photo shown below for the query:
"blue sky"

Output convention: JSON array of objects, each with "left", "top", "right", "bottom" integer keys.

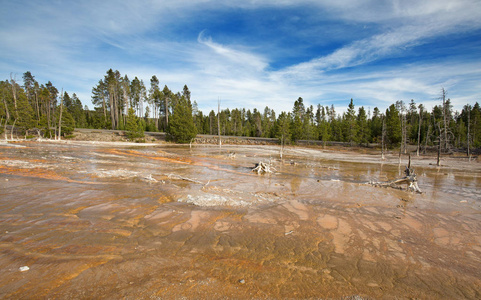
[{"left": 1, "top": 0, "right": 481, "bottom": 115}]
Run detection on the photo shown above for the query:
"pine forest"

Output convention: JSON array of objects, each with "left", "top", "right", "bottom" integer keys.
[{"left": 1, "top": 69, "right": 481, "bottom": 155}]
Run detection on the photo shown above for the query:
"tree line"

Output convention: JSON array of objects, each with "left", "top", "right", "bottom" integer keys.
[{"left": 1, "top": 69, "right": 481, "bottom": 154}]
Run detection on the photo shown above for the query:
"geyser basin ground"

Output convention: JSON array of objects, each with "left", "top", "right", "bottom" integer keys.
[{"left": 0, "top": 141, "right": 480, "bottom": 299}]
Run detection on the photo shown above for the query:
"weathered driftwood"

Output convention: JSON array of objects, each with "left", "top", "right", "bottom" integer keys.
[
  {"left": 143, "top": 174, "right": 159, "bottom": 183},
  {"left": 252, "top": 161, "right": 276, "bottom": 174},
  {"left": 168, "top": 173, "right": 203, "bottom": 184},
  {"left": 370, "top": 167, "right": 423, "bottom": 193}
]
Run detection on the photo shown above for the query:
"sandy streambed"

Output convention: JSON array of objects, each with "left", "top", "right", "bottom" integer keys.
[{"left": 0, "top": 141, "right": 480, "bottom": 299}]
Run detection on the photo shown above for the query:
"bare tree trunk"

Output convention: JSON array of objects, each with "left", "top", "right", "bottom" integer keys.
[
  {"left": 3, "top": 120, "right": 7, "bottom": 140},
  {"left": 0, "top": 118, "right": 3, "bottom": 140},
  {"left": 102, "top": 95, "right": 107, "bottom": 124},
  {"left": 399, "top": 145, "right": 402, "bottom": 165},
  {"left": 209, "top": 114, "right": 213, "bottom": 135},
  {"left": 381, "top": 116, "right": 386, "bottom": 160},
  {"left": 417, "top": 107, "right": 422, "bottom": 156},
  {"left": 154, "top": 103, "right": 159, "bottom": 130},
  {"left": 474, "top": 117, "right": 477, "bottom": 147},
  {"left": 47, "top": 97, "right": 52, "bottom": 138},
  {"left": 0, "top": 117, "right": 4, "bottom": 140},
  {"left": 467, "top": 106, "right": 471, "bottom": 160},
  {"left": 109, "top": 92, "right": 115, "bottom": 130},
  {"left": 114, "top": 91, "right": 119, "bottom": 130},
  {"left": 2, "top": 94, "right": 9, "bottom": 121},
  {"left": 58, "top": 91, "right": 63, "bottom": 140},
  {"left": 10, "top": 119, "right": 16, "bottom": 140},
  {"left": 53, "top": 112, "right": 57, "bottom": 140},
  {"left": 437, "top": 123, "right": 441, "bottom": 166},
  {"left": 165, "top": 97, "right": 169, "bottom": 128},
  {"left": 217, "top": 98, "right": 221, "bottom": 149},
  {"left": 403, "top": 113, "right": 407, "bottom": 154},
  {"left": 280, "top": 134, "right": 284, "bottom": 159},
  {"left": 123, "top": 89, "right": 129, "bottom": 128},
  {"left": 1, "top": 86, "right": 9, "bottom": 139},
  {"left": 442, "top": 88, "right": 449, "bottom": 152},
  {"left": 397, "top": 101, "right": 407, "bottom": 155},
  {"left": 35, "top": 91, "right": 40, "bottom": 124}
]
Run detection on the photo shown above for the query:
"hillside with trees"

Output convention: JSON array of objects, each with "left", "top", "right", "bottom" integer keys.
[{"left": 1, "top": 69, "right": 481, "bottom": 154}]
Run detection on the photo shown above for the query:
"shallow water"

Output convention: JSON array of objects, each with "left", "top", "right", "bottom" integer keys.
[{"left": 0, "top": 141, "right": 480, "bottom": 299}]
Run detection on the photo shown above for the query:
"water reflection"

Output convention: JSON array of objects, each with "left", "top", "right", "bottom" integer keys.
[{"left": 0, "top": 142, "right": 480, "bottom": 299}]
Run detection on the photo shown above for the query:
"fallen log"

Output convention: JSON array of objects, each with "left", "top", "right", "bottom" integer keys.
[
  {"left": 252, "top": 161, "right": 277, "bottom": 174},
  {"left": 168, "top": 173, "right": 203, "bottom": 184},
  {"left": 369, "top": 167, "right": 423, "bottom": 194}
]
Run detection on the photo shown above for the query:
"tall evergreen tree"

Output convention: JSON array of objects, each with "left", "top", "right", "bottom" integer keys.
[
  {"left": 125, "top": 107, "right": 144, "bottom": 141},
  {"left": 168, "top": 96, "right": 197, "bottom": 143},
  {"left": 344, "top": 98, "right": 358, "bottom": 146},
  {"left": 357, "top": 106, "right": 370, "bottom": 146},
  {"left": 303, "top": 105, "right": 315, "bottom": 140},
  {"left": 385, "top": 104, "right": 402, "bottom": 147},
  {"left": 91, "top": 79, "right": 108, "bottom": 126},
  {"left": 471, "top": 102, "right": 481, "bottom": 147},
  {"left": 149, "top": 75, "right": 161, "bottom": 130},
  {"left": 370, "top": 107, "right": 383, "bottom": 143},
  {"left": 291, "top": 97, "right": 305, "bottom": 141}
]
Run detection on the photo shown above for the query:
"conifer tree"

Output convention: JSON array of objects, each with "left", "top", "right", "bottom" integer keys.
[
  {"left": 291, "top": 97, "right": 305, "bottom": 141},
  {"left": 370, "top": 107, "right": 383, "bottom": 143},
  {"left": 344, "top": 98, "right": 358, "bottom": 146},
  {"left": 125, "top": 107, "right": 144, "bottom": 141},
  {"left": 167, "top": 96, "right": 197, "bottom": 143},
  {"left": 13, "top": 86, "right": 34, "bottom": 136},
  {"left": 385, "top": 104, "right": 402, "bottom": 147},
  {"left": 357, "top": 106, "right": 369, "bottom": 146}
]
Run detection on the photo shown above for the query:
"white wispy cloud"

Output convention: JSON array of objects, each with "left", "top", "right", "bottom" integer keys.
[
  {"left": 1, "top": 0, "right": 480, "bottom": 116},
  {"left": 197, "top": 31, "right": 269, "bottom": 74}
]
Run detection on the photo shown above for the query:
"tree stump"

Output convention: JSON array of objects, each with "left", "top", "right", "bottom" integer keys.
[{"left": 252, "top": 161, "right": 276, "bottom": 174}]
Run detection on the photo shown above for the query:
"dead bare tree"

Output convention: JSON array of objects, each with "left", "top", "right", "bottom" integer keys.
[
  {"left": 217, "top": 98, "right": 222, "bottom": 149},
  {"left": 441, "top": 88, "right": 449, "bottom": 152},
  {"left": 8, "top": 75, "right": 19, "bottom": 140},
  {"left": 165, "top": 95, "right": 169, "bottom": 127},
  {"left": 10, "top": 119, "right": 16, "bottom": 140},
  {"left": 381, "top": 114, "right": 386, "bottom": 160},
  {"left": 436, "top": 122, "right": 442, "bottom": 166},
  {"left": 1, "top": 87, "right": 9, "bottom": 140},
  {"left": 279, "top": 135, "right": 285, "bottom": 159},
  {"left": 57, "top": 89, "right": 63, "bottom": 140},
  {"left": 34, "top": 86, "right": 40, "bottom": 124},
  {"left": 467, "top": 105, "right": 471, "bottom": 160},
  {"left": 416, "top": 104, "right": 423, "bottom": 156}
]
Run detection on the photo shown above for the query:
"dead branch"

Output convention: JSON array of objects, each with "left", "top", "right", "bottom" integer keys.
[{"left": 168, "top": 174, "right": 203, "bottom": 184}]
